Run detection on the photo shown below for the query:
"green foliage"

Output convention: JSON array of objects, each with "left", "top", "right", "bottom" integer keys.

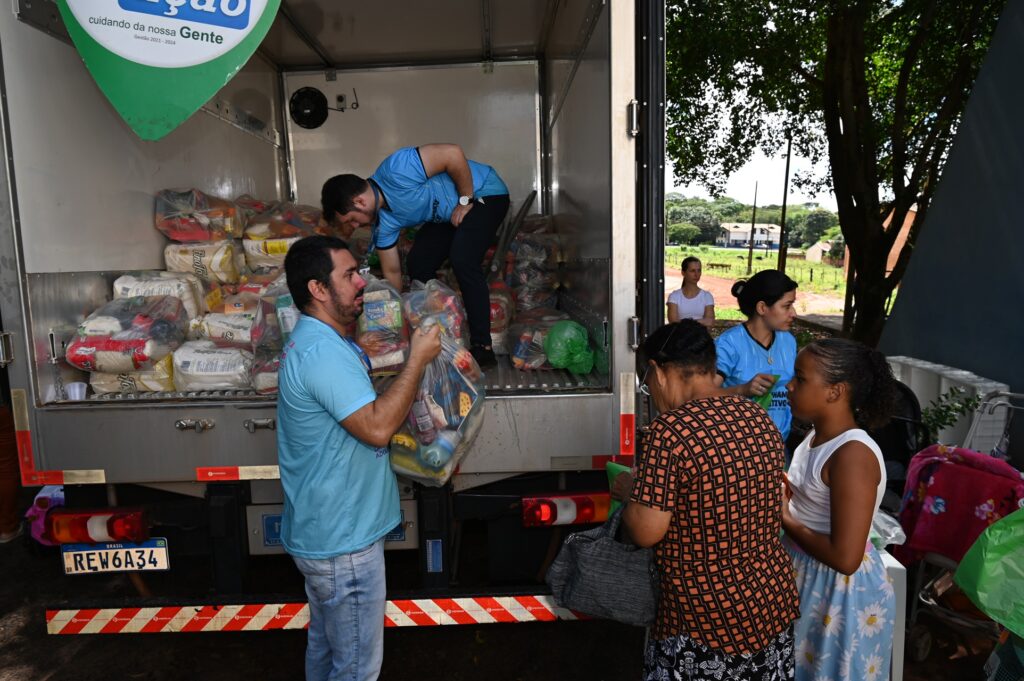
[
  {"left": 667, "top": 222, "right": 702, "bottom": 244},
  {"left": 665, "top": 0, "right": 1003, "bottom": 342},
  {"left": 921, "top": 387, "right": 982, "bottom": 445}
]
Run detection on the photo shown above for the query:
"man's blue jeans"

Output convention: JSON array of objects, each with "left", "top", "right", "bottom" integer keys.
[{"left": 292, "top": 539, "right": 386, "bottom": 681}]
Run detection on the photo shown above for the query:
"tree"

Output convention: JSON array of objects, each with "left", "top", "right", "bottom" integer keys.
[
  {"left": 793, "top": 208, "right": 839, "bottom": 246},
  {"left": 667, "top": 222, "right": 702, "bottom": 245},
  {"left": 665, "top": 0, "right": 1004, "bottom": 344}
]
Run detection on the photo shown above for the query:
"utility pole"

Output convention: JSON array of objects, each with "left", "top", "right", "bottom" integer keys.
[
  {"left": 777, "top": 134, "right": 792, "bottom": 273},
  {"left": 746, "top": 181, "right": 758, "bottom": 275}
]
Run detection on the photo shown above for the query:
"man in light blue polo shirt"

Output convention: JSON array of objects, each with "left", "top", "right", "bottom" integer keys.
[
  {"left": 278, "top": 235, "right": 440, "bottom": 681},
  {"left": 320, "top": 143, "right": 510, "bottom": 369}
]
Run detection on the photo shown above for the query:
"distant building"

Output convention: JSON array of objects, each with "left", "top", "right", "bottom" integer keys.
[{"left": 717, "top": 222, "right": 782, "bottom": 249}]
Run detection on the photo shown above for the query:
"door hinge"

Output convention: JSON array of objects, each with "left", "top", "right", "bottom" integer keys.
[
  {"left": 627, "top": 99, "right": 640, "bottom": 138},
  {"left": 0, "top": 332, "right": 12, "bottom": 368}
]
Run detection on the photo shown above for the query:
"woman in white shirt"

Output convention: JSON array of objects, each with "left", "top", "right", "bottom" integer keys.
[{"left": 666, "top": 256, "right": 715, "bottom": 326}]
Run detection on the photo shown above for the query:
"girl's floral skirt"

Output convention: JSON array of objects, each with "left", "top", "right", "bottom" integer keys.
[
  {"left": 643, "top": 626, "right": 794, "bottom": 680},
  {"left": 784, "top": 535, "right": 895, "bottom": 681}
]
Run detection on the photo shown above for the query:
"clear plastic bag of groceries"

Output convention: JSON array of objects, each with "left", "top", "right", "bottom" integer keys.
[
  {"left": 489, "top": 282, "right": 515, "bottom": 354},
  {"left": 66, "top": 296, "right": 188, "bottom": 373},
  {"left": 402, "top": 279, "right": 468, "bottom": 346},
  {"left": 251, "top": 351, "right": 280, "bottom": 395},
  {"left": 508, "top": 311, "right": 571, "bottom": 371},
  {"left": 89, "top": 355, "right": 175, "bottom": 396},
  {"left": 173, "top": 340, "right": 253, "bottom": 392},
  {"left": 155, "top": 189, "right": 242, "bottom": 242},
  {"left": 246, "top": 202, "right": 326, "bottom": 239},
  {"left": 356, "top": 275, "right": 408, "bottom": 376},
  {"left": 261, "top": 273, "right": 300, "bottom": 346},
  {"left": 388, "top": 318, "right": 486, "bottom": 487},
  {"left": 234, "top": 195, "right": 280, "bottom": 228},
  {"left": 164, "top": 240, "right": 241, "bottom": 284},
  {"left": 113, "top": 271, "right": 206, "bottom": 320},
  {"left": 189, "top": 299, "right": 276, "bottom": 350}
]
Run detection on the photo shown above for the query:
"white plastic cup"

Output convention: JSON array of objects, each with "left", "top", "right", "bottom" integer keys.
[{"left": 65, "top": 382, "right": 87, "bottom": 401}]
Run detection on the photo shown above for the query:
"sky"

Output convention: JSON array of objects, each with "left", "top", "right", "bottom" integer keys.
[{"left": 667, "top": 150, "right": 839, "bottom": 212}]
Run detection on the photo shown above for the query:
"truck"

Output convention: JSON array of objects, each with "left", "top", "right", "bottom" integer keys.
[{"left": 0, "top": 0, "right": 668, "bottom": 633}]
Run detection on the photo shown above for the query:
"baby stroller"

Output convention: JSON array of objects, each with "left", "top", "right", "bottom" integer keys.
[{"left": 896, "top": 391, "right": 1024, "bottom": 663}]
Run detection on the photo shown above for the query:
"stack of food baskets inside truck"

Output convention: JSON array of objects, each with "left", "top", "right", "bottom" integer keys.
[{"left": 895, "top": 391, "right": 1024, "bottom": 668}]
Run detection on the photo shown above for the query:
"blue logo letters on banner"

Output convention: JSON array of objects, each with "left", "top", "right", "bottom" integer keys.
[{"left": 118, "top": 0, "right": 252, "bottom": 31}]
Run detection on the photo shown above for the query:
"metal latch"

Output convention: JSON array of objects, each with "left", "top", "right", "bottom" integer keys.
[
  {"left": 243, "top": 418, "right": 276, "bottom": 433},
  {"left": 175, "top": 419, "right": 215, "bottom": 433},
  {"left": 628, "top": 317, "right": 641, "bottom": 350},
  {"left": 0, "top": 332, "right": 13, "bottom": 368},
  {"left": 627, "top": 99, "right": 640, "bottom": 138}
]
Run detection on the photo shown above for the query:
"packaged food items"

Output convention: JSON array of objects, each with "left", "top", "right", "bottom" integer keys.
[
  {"left": 252, "top": 352, "right": 280, "bottom": 395},
  {"left": 355, "top": 276, "right": 408, "bottom": 375},
  {"left": 388, "top": 323, "right": 486, "bottom": 487},
  {"left": 234, "top": 194, "right": 280, "bottom": 227},
  {"left": 164, "top": 240, "right": 241, "bottom": 284},
  {"left": 155, "top": 189, "right": 242, "bottom": 242},
  {"left": 402, "top": 279, "right": 468, "bottom": 346},
  {"left": 89, "top": 355, "right": 175, "bottom": 395},
  {"left": 543, "top": 320, "right": 594, "bottom": 374},
  {"left": 113, "top": 271, "right": 205, "bottom": 320},
  {"left": 489, "top": 283, "right": 514, "bottom": 332},
  {"left": 66, "top": 296, "right": 188, "bottom": 373},
  {"left": 245, "top": 203, "right": 326, "bottom": 239},
  {"left": 173, "top": 341, "right": 253, "bottom": 392},
  {"left": 242, "top": 220, "right": 302, "bottom": 273}
]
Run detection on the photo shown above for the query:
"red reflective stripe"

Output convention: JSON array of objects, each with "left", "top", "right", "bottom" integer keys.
[
  {"left": 590, "top": 455, "right": 634, "bottom": 469},
  {"left": 141, "top": 607, "right": 182, "bottom": 634},
  {"left": 181, "top": 606, "right": 221, "bottom": 633},
  {"left": 432, "top": 598, "right": 478, "bottom": 625},
  {"left": 383, "top": 615, "right": 396, "bottom": 627},
  {"left": 263, "top": 603, "right": 305, "bottom": 630},
  {"left": 196, "top": 467, "right": 240, "bottom": 481},
  {"left": 392, "top": 600, "right": 439, "bottom": 626},
  {"left": 60, "top": 609, "right": 100, "bottom": 635},
  {"left": 514, "top": 595, "right": 556, "bottom": 622},
  {"left": 222, "top": 604, "right": 266, "bottom": 632},
  {"left": 619, "top": 413, "right": 636, "bottom": 455},
  {"left": 15, "top": 430, "right": 63, "bottom": 485},
  {"left": 100, "top": 607, "right": 141, "bottom": 634},
  {"left": 474, "top": 597, "right": 516, "bottom": 623}
]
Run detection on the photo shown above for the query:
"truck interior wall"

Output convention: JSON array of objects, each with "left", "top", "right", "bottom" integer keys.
[
  {"left": 283, "top": 63, "right": 542, "bottom": 209},
  {"left": 0, "top": 11, "right": 284, "bottom": 408}
]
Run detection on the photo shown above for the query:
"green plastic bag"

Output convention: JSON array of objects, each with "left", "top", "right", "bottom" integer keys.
[
  {"left": 543, "top": 320, "right": 594, "bottom": 374},
  {"left": 606, "top": 461, "right": 631, "bottom": 514},
  {"left": 752, "top": 374, "right": 781, "bottom": 410},
  {"left": 954, "top": 508, "right": 1024, "bottom": 638}
]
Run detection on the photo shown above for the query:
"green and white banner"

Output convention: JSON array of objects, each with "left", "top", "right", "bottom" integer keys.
[{"left": 56, "top": 1, "right": 281, "bottom": 140}]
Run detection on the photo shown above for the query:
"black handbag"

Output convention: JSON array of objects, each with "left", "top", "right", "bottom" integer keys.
[{"left": 544, "top": 506, "right": 658, "bottom": 627}]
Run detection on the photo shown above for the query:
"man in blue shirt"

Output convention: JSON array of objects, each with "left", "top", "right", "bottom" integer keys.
[
  {"left": 320, "top": 143, "right": 510, "bottom": 369},
  {"left": 278, "top": 235, "right": 440, "bottom": 681}
]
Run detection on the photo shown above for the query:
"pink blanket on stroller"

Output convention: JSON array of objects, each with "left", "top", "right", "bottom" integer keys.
[{"left": 895, "top": 444, "right": 1024, "bottom": 565}]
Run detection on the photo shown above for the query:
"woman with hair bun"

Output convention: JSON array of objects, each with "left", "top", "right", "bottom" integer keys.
[
  {"left": 715, "top": 270, "right": 799, "bottom": 440},
  {"left": 667, "top": 256, "right": 715, "bottom": 326},
  {"left": 782, "top": 338, "right": 899, "bottom": 681}
]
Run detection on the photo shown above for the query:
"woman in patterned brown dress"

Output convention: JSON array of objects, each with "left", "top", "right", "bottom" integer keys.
[{"left": 620, "top": 320, "right": 799, "bottom": 680}]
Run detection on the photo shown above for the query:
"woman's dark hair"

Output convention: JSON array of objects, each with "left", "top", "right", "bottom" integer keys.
[
  {"left": 680, "top": 256, "right": 701, "bottom": 273},
  {"left": 641, "top": 320, "right": 717, "bottom": 377},
  {"left": 730, "top": 269, "right": 798, "bottom": 317},
  {"left": 321, "top": 174, "right": 370, "bottom": 223},
  {"left": 284, "top": 235, "right": 350, "bottom": 312},
  {"left": 802, "top": 338, "right": 900, "bottom": 430}
]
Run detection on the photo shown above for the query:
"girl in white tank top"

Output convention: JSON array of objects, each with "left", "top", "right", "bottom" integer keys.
[{"left": 781, "top": 338, "right": 901, "bottom": 681}]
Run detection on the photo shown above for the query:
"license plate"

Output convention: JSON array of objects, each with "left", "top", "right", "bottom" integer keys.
[{"left": 61, "top": 538, "right": 170, "bottom": 575}]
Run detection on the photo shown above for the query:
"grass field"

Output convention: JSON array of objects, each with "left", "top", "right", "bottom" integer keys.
[{"left": 666, "top": 245, "right": 847, "bottom": 295}]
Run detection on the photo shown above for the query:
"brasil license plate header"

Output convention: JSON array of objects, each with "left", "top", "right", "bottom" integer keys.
[{"left": 62, "top": 538, "right": 170, "bottom": 575}]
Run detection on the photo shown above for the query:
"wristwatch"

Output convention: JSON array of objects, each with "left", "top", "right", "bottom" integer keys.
[{"left": 458, "top": 195, "right": 473, "bottom": 206}]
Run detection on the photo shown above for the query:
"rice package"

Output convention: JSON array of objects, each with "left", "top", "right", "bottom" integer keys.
[
  {"left": 164, "top": 240, "right": 241, "bottom": 284},
  {"left": 388, "top": 321, "right": 486, "bottom": 487},
  {"left": 89, "top": 355, "right": 175, "bottom": 395},
  {"left": 402, "top": 279, "right": 468, "bottom": 346},
  {"left": 242, "top": 221, "right": 301, "bottom": 272},
  {"left": 155, "top": 189, "right": 242, "bottom": 242},
  {"left": 356, "top": 276, "right": 408, "bottom": 375},
  {"left": 173, "top": 341, "right": 253, "bottom": 392},
  {"left": 66, "top": 296, "right": 187, "bottom": 373},
  {"left": 113, "top": 271, "right": 205, "bottom": 320}
]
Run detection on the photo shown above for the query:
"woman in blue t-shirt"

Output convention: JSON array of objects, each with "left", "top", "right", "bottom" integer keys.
[{"left": 714, "top": 270, "right": 798, "bottom": 440}]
